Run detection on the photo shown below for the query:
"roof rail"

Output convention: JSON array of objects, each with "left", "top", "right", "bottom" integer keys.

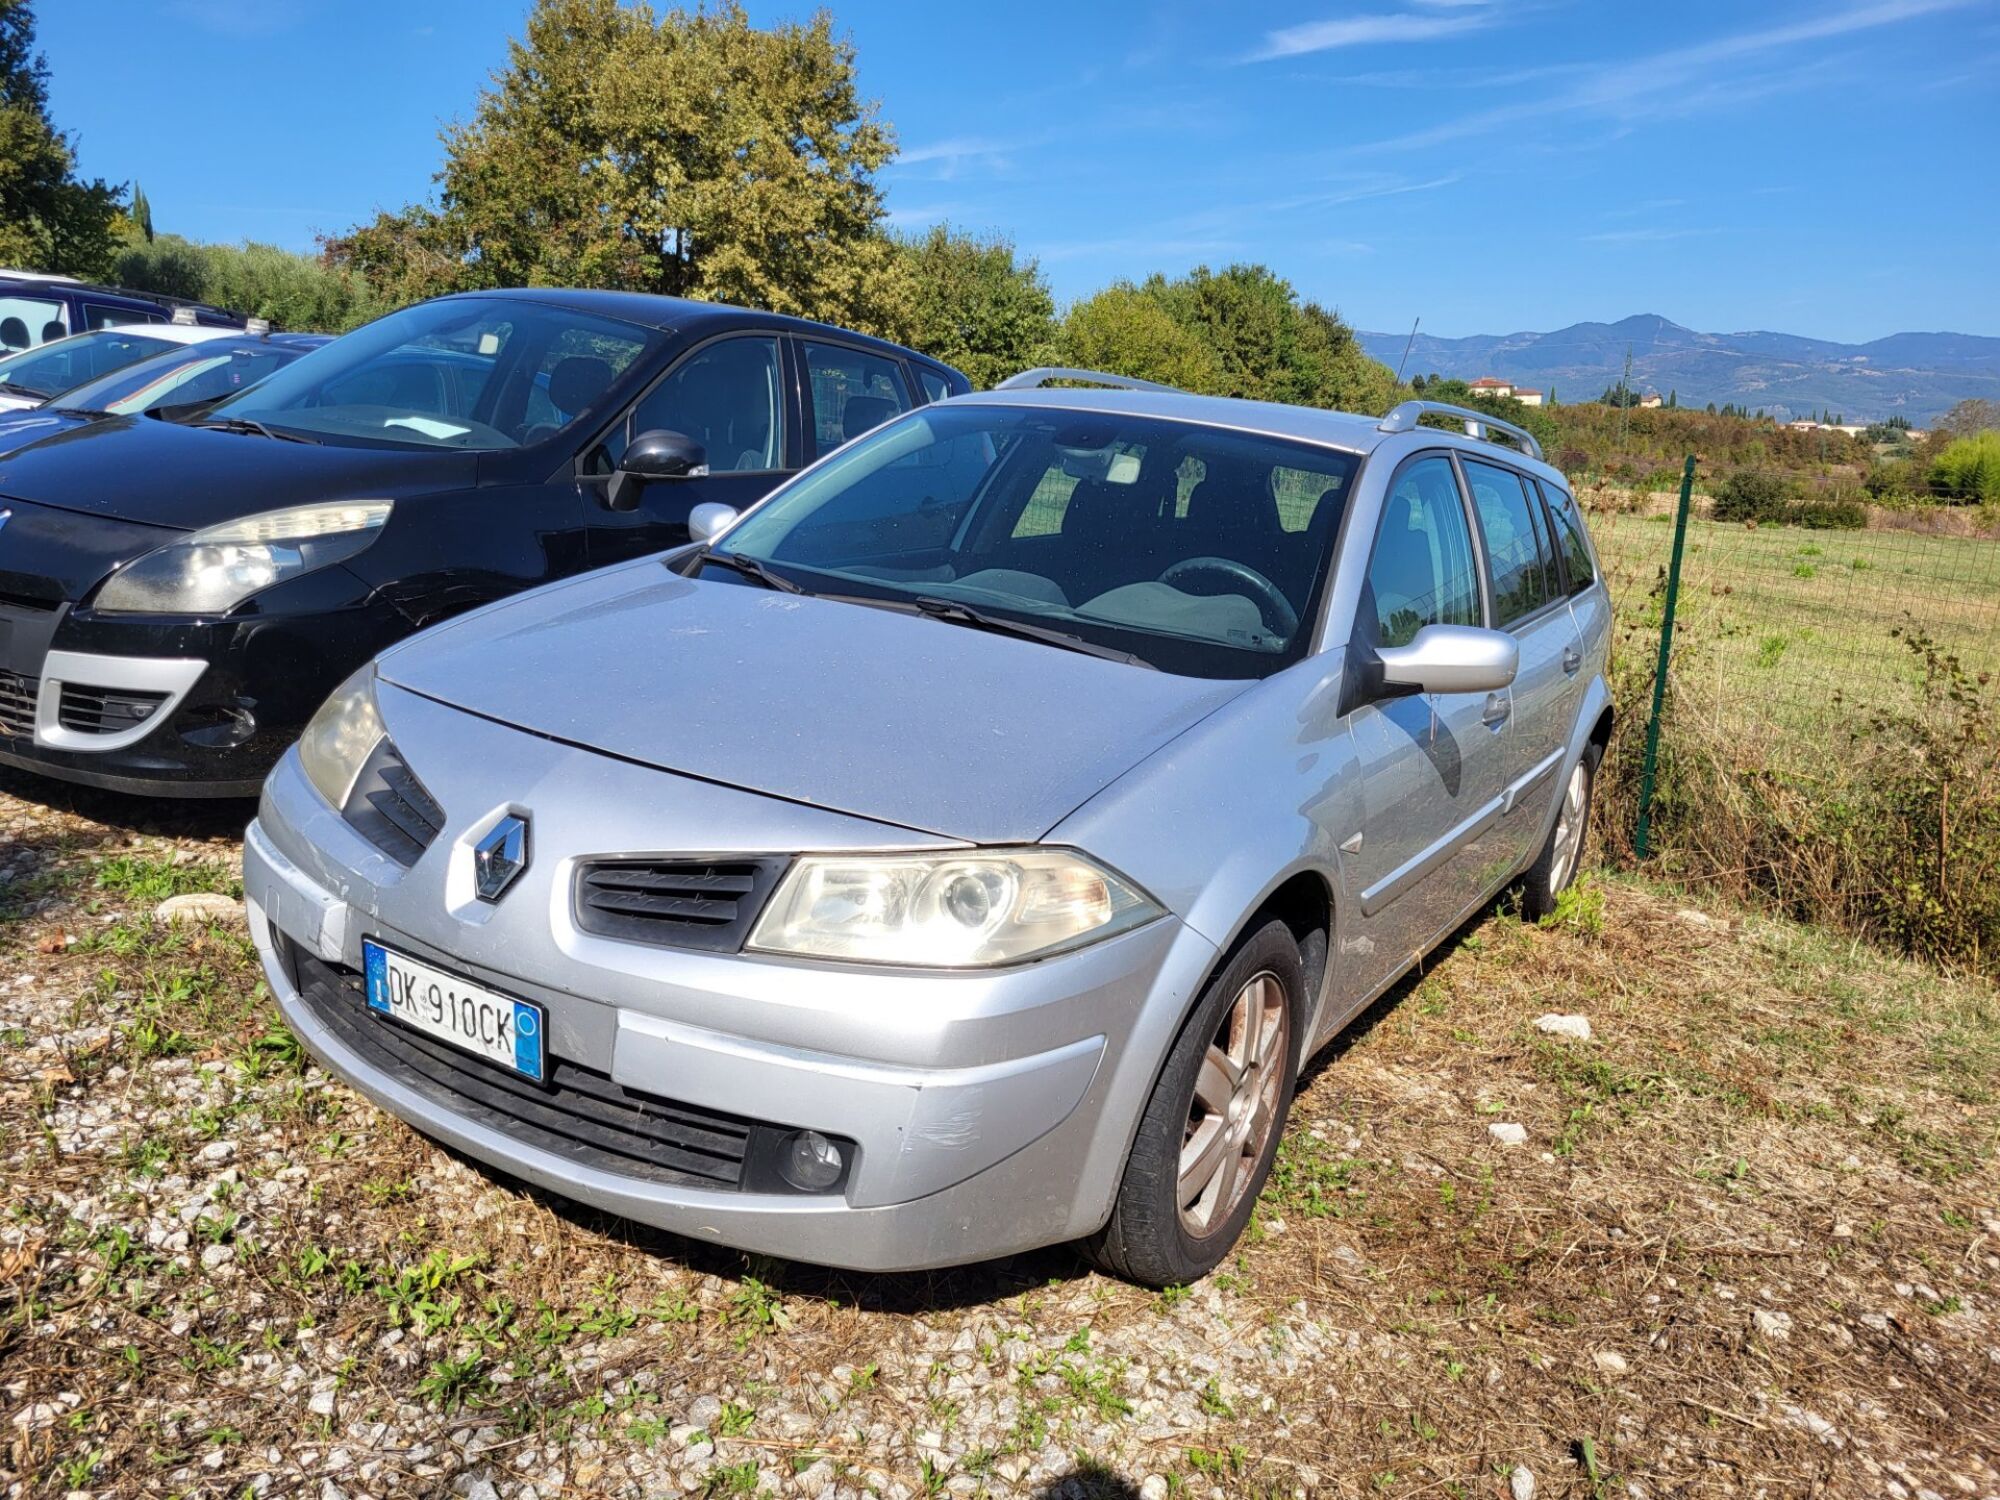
[
  {"left": 994, "top": 366, "right": 1179, "bottom": 394},
  {"left": 1378, "top": 399, "right": 1544, "bottom": 462}
]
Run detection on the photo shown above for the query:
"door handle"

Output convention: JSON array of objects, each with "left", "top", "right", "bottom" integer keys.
[
  {"left": 1562, "top": 647, "right": 1583, "bottom": 676},
  {"left": 1481, "top": 692, "right": 1510, "bottom": 729}
]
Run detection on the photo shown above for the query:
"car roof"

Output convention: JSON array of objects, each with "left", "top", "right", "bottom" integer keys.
[
  {"left": 431, "top": 287, "right": 953, "bottom": 366},
  {"left": 942, "top": 385, "right": 1571, "bottom": 487},
  {"left": 0, "top": 274, "right": 237, "bottom": 318}
]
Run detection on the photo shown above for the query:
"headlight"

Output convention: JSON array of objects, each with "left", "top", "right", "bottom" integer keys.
[
  {"left": 746, "top": 848, "right": 1160, "bottom": 968},
  {"left": 95, "top": 500, "right": 392, "bottom": 615},
  {"left": 297, "top": 665, "right": 384, "bottom": 809}
]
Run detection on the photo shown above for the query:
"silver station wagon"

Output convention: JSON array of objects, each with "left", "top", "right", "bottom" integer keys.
[{"left": 245, "top": 376, "right": 1612, "bottom": 1285}]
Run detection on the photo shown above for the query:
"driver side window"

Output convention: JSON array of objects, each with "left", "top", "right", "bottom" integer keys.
[
  {"left": 1365, "top": 456, "right": 1481, "bottom": 647},
  {"left": 598, "top": 336, "right": 784, "bottom": 474}
]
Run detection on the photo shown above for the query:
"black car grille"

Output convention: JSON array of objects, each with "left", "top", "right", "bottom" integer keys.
[
  {"left": 340, "top": 739, "right": 446, "bottom": 866},
  {"left": 290, "top": 945, "right": 765, "bottom": 1190},
  {"left": 574, "top": 857, "right": 788, "bottom": 952},
  {"left": 0, "top": 670, "right": 36, "bottom": 738},
  {"left": 57, "top": 684, "right": 169, "bottom": 736}
]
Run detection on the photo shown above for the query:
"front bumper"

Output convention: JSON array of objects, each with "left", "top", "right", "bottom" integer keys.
[
  {"left": 0, "top": 597, "right": 402, "bottom": 797},
  {"left": 244, "top": 701, "right": 1221, "bottom": 1272}
]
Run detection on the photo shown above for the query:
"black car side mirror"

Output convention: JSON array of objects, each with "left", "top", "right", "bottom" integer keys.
[{"left": 604, "top": 429, "right": 708, "bottom": 512}]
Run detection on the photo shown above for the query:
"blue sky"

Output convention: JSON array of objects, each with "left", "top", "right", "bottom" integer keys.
[{"left": 36, "top": 0, "right": 2000, "bottom": 342}]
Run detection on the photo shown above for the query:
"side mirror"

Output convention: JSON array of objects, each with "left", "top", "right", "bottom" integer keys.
[
  {"left": 604, "top": 428, "right": 708, "bottom": 512},
  {"left": 687, "top": 501, "right": 739, "bottom": 544},
  {"left": 1375, "top": 624, "right": 1518, "bottom": 696}
]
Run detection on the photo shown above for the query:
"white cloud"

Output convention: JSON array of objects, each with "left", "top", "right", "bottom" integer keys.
[
  {"left": 1352, "top": 0, "right": 1975, "bottom": 151},
  {"left": 1245, "top": 9, "right": 1499, "bottom": 62}
]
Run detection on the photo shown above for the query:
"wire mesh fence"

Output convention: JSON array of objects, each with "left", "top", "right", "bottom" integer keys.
[{"left": 1587, "top": 483, "right": 2000, "bottom": 751}]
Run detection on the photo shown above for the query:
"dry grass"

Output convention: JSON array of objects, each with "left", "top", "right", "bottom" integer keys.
[{"left": 1, "top": 775, "right": 1997, "bottom": 1498}]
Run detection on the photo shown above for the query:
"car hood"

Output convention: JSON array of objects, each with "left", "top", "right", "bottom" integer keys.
[
  {"left": 378, "top": 560, "right": 1251, "bottom": 844},
  {"left": 0, "top": 407, "right": 91, "bottom": 456},
  {"left": 0, "top": 413, "right": 476, "bottom": 529}
]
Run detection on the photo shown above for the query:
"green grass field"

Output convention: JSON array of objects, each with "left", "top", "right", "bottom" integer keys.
[{"left": 1588, "top": 507, "right": 2000, "bottom": 740}]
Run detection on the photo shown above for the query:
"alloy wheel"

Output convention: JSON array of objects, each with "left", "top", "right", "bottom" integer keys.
[
  {"left": 1178, "top": 970, "right": 1289, "bottom": 1236},
  {"left": 1550, "top": 762, "right": 1589, "bottom": 891}
]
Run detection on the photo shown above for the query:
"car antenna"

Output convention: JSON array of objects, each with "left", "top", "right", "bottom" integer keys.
[{"left": 1394, "top": 316, "right": 1421, "bottom": 385}]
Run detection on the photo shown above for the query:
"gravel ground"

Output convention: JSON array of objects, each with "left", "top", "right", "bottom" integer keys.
[{"left": 2, "top": 769, "right": 1997, "bottom": 1499}]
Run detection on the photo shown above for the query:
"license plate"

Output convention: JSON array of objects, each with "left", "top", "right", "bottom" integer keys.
[{"left": 362, "top": 939, "right": 546, "bottom": 1083}]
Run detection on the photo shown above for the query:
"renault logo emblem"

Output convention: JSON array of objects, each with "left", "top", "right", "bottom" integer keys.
[{"left": 473, "top": 815, "right": 529, "bottom": 903}]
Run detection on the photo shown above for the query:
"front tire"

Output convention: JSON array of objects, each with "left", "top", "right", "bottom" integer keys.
[
  {"left": 1085, "top": 918, "right": 1305, "bottom": 1287},
  {"left": 1521, "top": 747, "right": 1597, "bottom": 920}
]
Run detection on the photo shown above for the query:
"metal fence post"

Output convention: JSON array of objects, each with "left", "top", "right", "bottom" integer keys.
[{"left": 1634, "top": 453, "right": 1696, "bottom": 859}]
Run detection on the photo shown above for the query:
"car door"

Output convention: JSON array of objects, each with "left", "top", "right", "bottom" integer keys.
[
  {"left": 1341, "top": 453, "right": 1513, "bottom": 996},
  {"left": 1459, "top": 456, "right": 1586, "bottom": 866},
  {"left": 583, "top": 333, "right": 797, "bottom": 565}
]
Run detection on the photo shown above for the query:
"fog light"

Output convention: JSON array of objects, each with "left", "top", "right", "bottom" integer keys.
[{"left": 779, "top": 1129, "right": 845, "bottom": 1191}]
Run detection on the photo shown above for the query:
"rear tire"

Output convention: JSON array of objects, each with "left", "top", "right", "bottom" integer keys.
[
  {"left": 1085, "top": 918, "right": 1305, "bottom": 1287},
  {"left": 1521, "top": 746, "right": 1598, "bottom": 921}
]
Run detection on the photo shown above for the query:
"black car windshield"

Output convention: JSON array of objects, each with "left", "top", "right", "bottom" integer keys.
[
  {"left": 717, "top": 404, "right": 1360, "bottom": 679},
  {"left": 53, "top": 339, "right": 314, "bottom": 416},
  {"left": 202, "top": 298, "right": 654, "bottom": 450},
  {"left": 0, "top": 331, "right": 177, "bottom": 399}
]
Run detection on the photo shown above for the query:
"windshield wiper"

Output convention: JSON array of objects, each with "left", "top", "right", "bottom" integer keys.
[
  {"left": 696, "top": 549, "right": 803, "bottom": 594},
  {"left": 198, "top": 415, "right": 321, "bottom": 445},
  {"left": 909, "top": 595, "right": 1156, "bottom": 669},
  {"left": 56, "top": 406, "right": 116, "bottom": 419},
  {"left": 0, "top": 381, "right": 47, "bottom": 400}
]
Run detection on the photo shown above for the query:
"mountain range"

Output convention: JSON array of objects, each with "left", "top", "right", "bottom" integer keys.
[{"left": 1356, "top": 314, "right": 2000, "bottom": 425}]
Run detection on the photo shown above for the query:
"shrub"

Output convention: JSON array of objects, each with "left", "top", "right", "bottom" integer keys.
[
  {"left": 1930, "top": 431, "right": 2000, "bottom": 506},
  {"left": 1711, "top": 469, "right": 1797, "bottom": 523},
  {"left": 1711, "top": 470, "right": 1863, "bottom": 528},
  {"left": 116, "top": 234, "right": 388, "bottom": 333},
  {"left": 1605, "top": 619, "right": 2000, "bottom": 978}
]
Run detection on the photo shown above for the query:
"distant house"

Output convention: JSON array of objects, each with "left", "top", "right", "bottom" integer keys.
[
  {"left": 1468, "top": 376, "right": 1545, "bottom": 406},
  {"left": 1638, "top": 392, "right": 1663, "bottom": 409},
  {"left": 1511, "top": 387, "right": 1545, "bottom": 407}
]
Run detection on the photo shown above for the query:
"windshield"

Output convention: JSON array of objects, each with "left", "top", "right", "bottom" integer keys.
[
  {"left": 53, "top": 340, "right": 310, "bottom": 416},
  {"left": 203, "top": 297, "right": 654, "bottom": 450},
  {"left": 717, "top": 404, "right": 1360, "bottom": 679},
  {"left": 0, "top": 331, "right": 177, "bottom": 399}
]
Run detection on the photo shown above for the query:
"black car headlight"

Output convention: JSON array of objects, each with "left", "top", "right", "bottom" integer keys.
[{"left": 95, "top": 500, "right": 391, "bottom": 615}]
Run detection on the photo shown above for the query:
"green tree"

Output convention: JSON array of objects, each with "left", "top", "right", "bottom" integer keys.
[
  {"left": 895, "top": 225, "right": 1055, "bottom": 388},
  {"left": 0, "top": 0, "right": 122, "bottom": 277},
  {"left": 1057, "top": 263, "right": 1394, "bottom": 413},
  {"left": 129, "top": 179, "right": 153, "bottom": 242},
  {"left": 1057, "top": 283, "right": 1223, "bottom": 392},
  {"left": 325, "top": 0, "right": 908, "bottom": 335}
]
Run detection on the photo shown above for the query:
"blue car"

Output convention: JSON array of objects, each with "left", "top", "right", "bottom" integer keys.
[
  {"left": 0, "top": 330, "right": 330, "bottom": 455},
  {"left": 0, "top": 269, "right": 239, "bottom": 352}
]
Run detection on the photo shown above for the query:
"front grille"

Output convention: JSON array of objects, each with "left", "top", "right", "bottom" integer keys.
[
  {"left": 0, "top": 670, "right": 36, "bottom": 738},
  {"left": 291, "top": 945, "right": 760, "bottom": 1189},
  {"left": 340, "top": 739, "right": 446, "bottom": 865},
  {"left": 57, "top": 684, "right": 168, "bottom": 736},
  {"left": 574, "top": 857, "right": 788, "bottom": 952}
]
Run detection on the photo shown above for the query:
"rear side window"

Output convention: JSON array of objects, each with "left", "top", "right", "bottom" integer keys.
[
  {"left": 1538, "top": 480, "right": 1596, "bottom": 595},
  {"left": 802, "top": 342, "right": 910, "bottom": 456},
  {"left": 1366, "top": 455, "right": 1480, "bottom": 647},
  {"left": 84, "top": 303, "right": 160, "bottom": 330},
  {"left": 1463, "top": 458, "right": 1556, "bottom": 625},
  {"left": 915, "top": 367, "right": 952, "bottom": 404}
]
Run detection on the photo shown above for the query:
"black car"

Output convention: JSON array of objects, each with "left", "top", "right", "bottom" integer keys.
[
  {"left": 0, "top": 289, "right": 968, "bottom": 796},
  {"left": 0, "top": 271, "right": 240, "bottom": 350}
]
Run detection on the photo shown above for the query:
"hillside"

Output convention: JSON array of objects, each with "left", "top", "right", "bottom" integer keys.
[{"left": 1359, "top": 313, "right": 2000, "bottom": 424}]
